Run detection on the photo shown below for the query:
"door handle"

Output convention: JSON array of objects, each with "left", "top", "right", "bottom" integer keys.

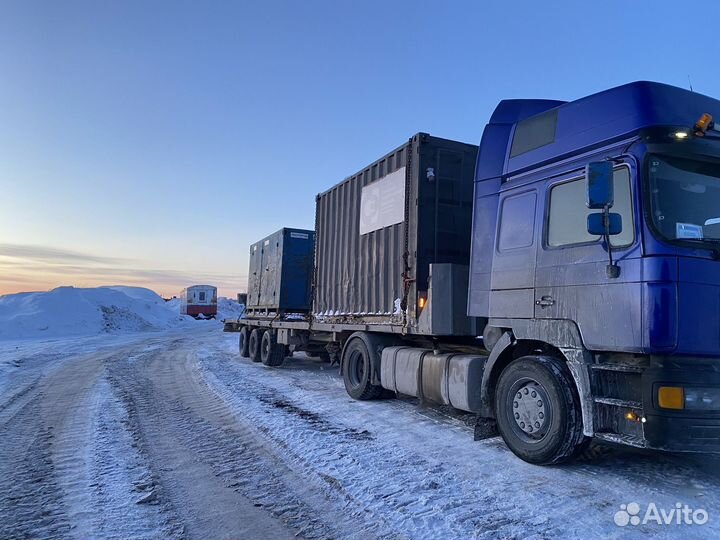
[{"left": 535, "top": 296, "right": 555, "bottom": 307}]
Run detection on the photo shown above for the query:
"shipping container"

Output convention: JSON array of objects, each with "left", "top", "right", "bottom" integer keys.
[
  {"left": 313, "top": 133, "right": 479, "bottom": 335},
  {"left": 246, "top": 228, "right": 315, "bottom": 315},
  {"left": 180, "top": 285, "right": 217, "bottom": 318}
]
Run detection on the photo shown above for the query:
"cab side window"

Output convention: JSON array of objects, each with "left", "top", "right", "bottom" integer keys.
[
  {"left": 498, "top": 191, "right": 537, "bottom": 251},
  {"left": 547, "top": 167, "right": 633, "bottom": 248}
]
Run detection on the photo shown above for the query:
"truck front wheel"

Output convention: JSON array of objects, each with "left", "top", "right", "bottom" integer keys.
[
  {"left": 341, "top": 337, "right": 384, "bottom": 400},
  {"left": 495, "top": 355, "right": 587, "bottom": 465},
  {"left": 248, "top": 328, "right": 265, "bottom": 363},
  {"left": 239, "top": 326, "right": 250, "bottom": 358}
]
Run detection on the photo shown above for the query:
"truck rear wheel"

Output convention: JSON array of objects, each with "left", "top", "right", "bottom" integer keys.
[
  {"left": 341, "top": 337, "right": 384, "bottom": 400},
  {"left": 239, "top": 326, "right": 250, "bottom": 358},
  {"left": 249, "top": 328, "right": 265, "bottom": 363},
  {"left": 495, "top": 355, "right": 587, "bottom": 465},
  {"left": 261, "top": 331, "right": 287, "bottom": 367}
]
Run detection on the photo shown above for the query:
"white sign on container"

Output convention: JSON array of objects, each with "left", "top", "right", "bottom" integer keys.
[{"left": 359, "top": 167, "right": 406, "bottom": 235}]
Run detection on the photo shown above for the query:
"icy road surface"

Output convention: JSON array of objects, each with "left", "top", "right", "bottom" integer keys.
[{"left": 2, "top": 324, "right": 720, "bottom": 539}]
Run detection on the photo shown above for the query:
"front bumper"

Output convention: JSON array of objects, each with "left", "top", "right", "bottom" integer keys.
[{"left": 642, "top": 357, "right": 720, "bottom": 452}]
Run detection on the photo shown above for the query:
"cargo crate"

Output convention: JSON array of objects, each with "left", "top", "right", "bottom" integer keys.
[{"left": 246, "top": 228, "right": 315, "bottom": 315}]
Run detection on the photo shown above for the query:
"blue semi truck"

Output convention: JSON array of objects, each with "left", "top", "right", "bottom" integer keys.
[{"left": 229, "top": 81, "right": 720, "bottom": 464}]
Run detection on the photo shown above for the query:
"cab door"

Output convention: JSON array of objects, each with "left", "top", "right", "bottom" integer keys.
[
  {"left": 534, "top": 162, "right": 643, "bottom": 352},
  {"left": 489, "top": 187, "right": 538, "bottom": 319}
]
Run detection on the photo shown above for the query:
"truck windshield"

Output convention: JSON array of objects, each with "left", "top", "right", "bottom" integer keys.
[{"left": 648, "top": 155, "right": 720, "bottom": 244}]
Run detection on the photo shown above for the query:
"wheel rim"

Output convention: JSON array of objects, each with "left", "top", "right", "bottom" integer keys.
[
  {"left": 506, "top": 377, "right": 553, "bottom": 443},
  {"left": 347, "top": 350, "right": 365, "bottom": 388}
]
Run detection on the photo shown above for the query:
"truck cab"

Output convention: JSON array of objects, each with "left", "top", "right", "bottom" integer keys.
[{"left": 470, "top": 81, "right": 720, "bottom": 460}]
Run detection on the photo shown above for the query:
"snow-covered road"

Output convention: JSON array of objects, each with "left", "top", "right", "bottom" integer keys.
[{"left": 2, "top": 324, "right": 720, "bottom": 539}]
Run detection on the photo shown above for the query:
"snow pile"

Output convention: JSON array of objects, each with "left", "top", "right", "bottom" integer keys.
[
  {"left": 165, "top": 297, "right": 181, "bottom": 312},
  {"left": 0, "top": 286, "right": 193, "bottom": 340},
  {"left": 217, "top": 297, "right": 245, "bottom": 320}
]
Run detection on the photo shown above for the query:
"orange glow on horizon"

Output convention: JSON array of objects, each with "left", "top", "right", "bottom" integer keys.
[
  {"left": 0, "top": 246, "right": 246, "bottom": 299},
  {"left": 0, "top": 275, "right": 245, "bottom": 299}
]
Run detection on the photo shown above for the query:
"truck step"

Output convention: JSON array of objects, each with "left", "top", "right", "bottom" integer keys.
[
  {"left": 590, "top": 363, "right": 645, "bottom": 374},
  {"left": 593, "top": 396, "right": 642, "bottom": 409},
  {"left": 593, "top": 432, "right": 647, "bottom": 449}
]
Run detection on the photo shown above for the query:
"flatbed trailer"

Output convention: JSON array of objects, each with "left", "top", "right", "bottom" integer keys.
[{"left": 230, "top": 316, "right": 486, "bottom": 357}]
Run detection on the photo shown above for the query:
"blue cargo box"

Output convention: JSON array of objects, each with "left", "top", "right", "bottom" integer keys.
[{"left": 246, "top": 228, "right": 315, "bottom": 314}]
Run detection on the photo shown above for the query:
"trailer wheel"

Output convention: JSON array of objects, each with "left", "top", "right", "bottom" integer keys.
[
  {"left": 239, "top": 326, "right": 250, "bottom": 358},
  {"left": 261, "top": 331, "right": 287, "bottom": 367},
  {"left": 248, "top": 328, "right": 265, "bottom": 363},
  {"left": 495, "top": 355, "right": 587, "bottom": 465},
  {"left": 341, "top": 337, "right": 384, "bottom": 400}
]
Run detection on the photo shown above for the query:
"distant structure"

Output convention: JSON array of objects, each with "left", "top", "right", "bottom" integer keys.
[{"left": 180, "top": 285, "right": 217, "bottom": 319}]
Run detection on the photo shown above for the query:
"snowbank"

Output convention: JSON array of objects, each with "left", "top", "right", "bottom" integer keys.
[
  {"left": 217, "top": 297, "right": 245, "bottom": 320},
  {"left": 0, "top": 286, "right": 193, "bottom": 340}
]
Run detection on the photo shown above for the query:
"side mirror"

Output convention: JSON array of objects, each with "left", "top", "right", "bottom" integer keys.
[
  {"left": 586, "top": 161, "right": 614, "bottom": 209},
  {"left": 587, "top": 212, "right": 622, "bottom": 236}
]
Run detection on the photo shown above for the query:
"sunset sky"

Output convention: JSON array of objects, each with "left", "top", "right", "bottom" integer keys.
[{"left": 2, "top": 1, "right": 720, "bottom": 298}]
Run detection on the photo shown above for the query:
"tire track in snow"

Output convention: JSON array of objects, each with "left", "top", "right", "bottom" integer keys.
[
  {"left": 0, "top": 341, "right": 188, "bottom": 540},
  {"left": 0, "top": 397, "right": 71, "bottom": 539},
  {"left": 53, "top": 374, "right": 182, "bottom": 539},
  {"left": 104, "top": 348, "right": 318, "bottom": 539}
]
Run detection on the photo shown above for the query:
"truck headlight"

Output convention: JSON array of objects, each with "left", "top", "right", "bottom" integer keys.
[
  {"left": 658, "top": 386, "right": 720, "bottom": 411},
  {"left": 684, "top": 387, "right": 720, "bottom": 411}
]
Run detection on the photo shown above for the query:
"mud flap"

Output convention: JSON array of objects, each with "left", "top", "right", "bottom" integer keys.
[{"left": 473, "top": 417, "right": 499, "bottom": 441}]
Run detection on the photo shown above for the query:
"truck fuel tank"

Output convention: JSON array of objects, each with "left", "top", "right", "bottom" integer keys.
[{"left": 380, "top": 347, "right": 487, "bottom": 413}]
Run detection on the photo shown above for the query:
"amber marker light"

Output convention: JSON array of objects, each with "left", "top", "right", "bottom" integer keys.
[
  {"left": 694, "top": 113, "right": 714, "bottom": 136},
  {"left": 658, "top": 386, "right": 684, "bottom": 410}
]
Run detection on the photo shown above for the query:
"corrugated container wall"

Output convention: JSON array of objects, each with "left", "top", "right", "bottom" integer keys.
[
  {"left": 313, "top": 133, "right": 479, "bottom": 334},
  {"left": 247, "top": 228, "right": 315, "bottom": 314}
]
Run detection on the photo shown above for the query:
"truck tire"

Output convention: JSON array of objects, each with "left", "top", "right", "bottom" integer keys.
[
  {"left": 239, "top": 326, "right": 250, "bottom": 358},
  {"left": 261, "top": 330, "right": 287, "bottom": 367},
  {"left": 249, "top": 328, "right": 265, "bottom": 363},
  {"left": 341, "top": 336, "right": 384, "bottom": 400},
  {"left": 495, "top": 355, "right": 587, "bottom": 465}
]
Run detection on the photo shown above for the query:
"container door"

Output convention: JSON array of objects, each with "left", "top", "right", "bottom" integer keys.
[
  {"left": 415, "top": 141, "right": 477, "bottom": 329},
  {"left": 281, "top": 231, "right": 313, "bottom": 311},
  {"left": 534, "top": 164, "right": 643, "bottom": 351},
  {"left": 260, "top": 235, "right": 279, "bottom": 308},
  {"left": 488, "top": 188, "right": 538, "bottom": 319},
  {"left": 247, "top": 243, "right": 262, "bottom": 307}
]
